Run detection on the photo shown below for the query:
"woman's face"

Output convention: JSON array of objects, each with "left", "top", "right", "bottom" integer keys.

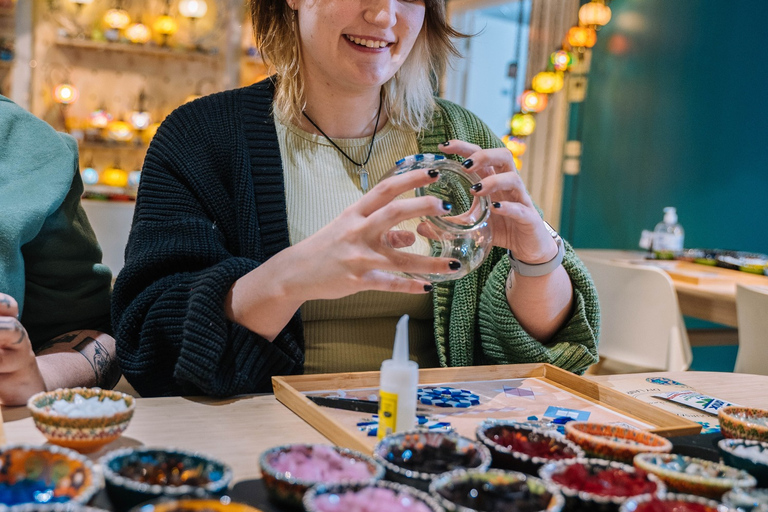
[{"left": 293, "top": 0, "right": 427, "bottom": 94}]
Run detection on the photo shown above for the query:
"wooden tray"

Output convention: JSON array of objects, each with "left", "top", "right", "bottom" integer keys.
[{"left": 273, "top": 363, "right": 701, "bottom": 454}]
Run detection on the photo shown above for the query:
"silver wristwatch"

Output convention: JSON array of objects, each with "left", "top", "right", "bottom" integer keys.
[{"left": 506, "top": 221, "right": 565, "bottom": 277}]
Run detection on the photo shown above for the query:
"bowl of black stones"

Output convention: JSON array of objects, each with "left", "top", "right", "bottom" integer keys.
[
  {"left": 373, "top": 431, "right": 491, "bottom": 491},
  {"left": 429, "top": 468, "right": 565, "bottom": 512},
  {"left": 476, "top": 421, "right": 584, "bottom": 475},
  {"left": 98, "top": 447, "right": 233, "bottom": 511}
]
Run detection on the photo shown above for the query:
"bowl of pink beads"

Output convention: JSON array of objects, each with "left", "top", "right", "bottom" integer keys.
[
  {"left": 258, "top": 444, "right": 384, "bottom": 510},
  {"left": 303, "top": 479, "right": 442, "bottom": 512}
]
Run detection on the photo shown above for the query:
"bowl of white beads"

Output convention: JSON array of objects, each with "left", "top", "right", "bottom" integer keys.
[{"left": 27, "top": 387, "right": 135, "bottom": 453}]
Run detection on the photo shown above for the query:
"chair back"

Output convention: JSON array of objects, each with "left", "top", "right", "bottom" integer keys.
[
  {"left": 579, "top": 254, "right": 692, "bottom": 371},
  {"left": 734, "top": 284, "right": 768, "bottom": 375}
]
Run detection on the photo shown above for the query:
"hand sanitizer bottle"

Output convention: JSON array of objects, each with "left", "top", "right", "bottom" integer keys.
[
  {"left": 378, "top": 315, "right": 418, "bottom": 439},
  {"left": 653, "top": 207, "right": 685, "bottom": 260}
]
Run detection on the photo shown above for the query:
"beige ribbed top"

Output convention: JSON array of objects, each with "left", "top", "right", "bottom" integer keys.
[{"left": 275, "top": 114, "right": 438, "bottom": 374}]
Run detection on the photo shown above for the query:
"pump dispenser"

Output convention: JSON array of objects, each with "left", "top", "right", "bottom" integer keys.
[
  {"left": 653, "top": 206, "right": 685, "bottom": 260},
  {"left": 377, "top": 315, "right": 419, "bottom": 439}
]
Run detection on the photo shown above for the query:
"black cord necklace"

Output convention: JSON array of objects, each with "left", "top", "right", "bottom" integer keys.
[{"left": 302, "top": 93, "right": 383, "bottom": 193}]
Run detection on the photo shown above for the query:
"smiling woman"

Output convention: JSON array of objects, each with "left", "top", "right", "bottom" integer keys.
[{"left": 110, "top": 0, "right": 600, "bottom": 397}]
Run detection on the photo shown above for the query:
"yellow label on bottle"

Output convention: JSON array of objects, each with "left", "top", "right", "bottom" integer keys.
[{"left": 378, "top": 390, "right": 398, "bottom": 439}]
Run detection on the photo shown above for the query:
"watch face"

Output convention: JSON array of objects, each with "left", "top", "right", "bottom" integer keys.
[{"left": 543, "top": 221, "right": 559, "bottom": 239}]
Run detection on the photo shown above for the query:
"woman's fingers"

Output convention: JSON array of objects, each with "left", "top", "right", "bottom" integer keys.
[
  {"left": 366, "top": 195, "right": 452, "bottom": 234},
  {"left": 0, "top": 293, "right": 18, "bottom": 318},
  {"left": 361, "top": 270, "right": 435, "bottom": 294},
  {"left": 358, "top": 167, "right": 440, "bottom": 217},
  {"left": 439, "top": 140, "right": 481, "bottom": 160},
  {"left": 0, "top": 317, "right": 32, "bottom": 373}
]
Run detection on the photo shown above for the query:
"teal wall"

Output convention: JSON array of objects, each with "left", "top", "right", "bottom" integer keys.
[{"left": 561, "top": 0, "right": 768, "bottom": 255}]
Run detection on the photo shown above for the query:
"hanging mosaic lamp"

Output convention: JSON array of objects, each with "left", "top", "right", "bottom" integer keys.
[
  {"left": 550, "top": 50, "right": 574, "bottom": 72},
  {"left": 501, "top": 135, "right": 527, "bottom": 157},
  {"left": 89, "top": 109, "right": 113, "bottom": 128},
  {"left": 153, "top": 15, "right": 178, "bottom": 37},
  {"left": 104, "top": 8, "right": 131, "bottom": 29},
  {"left": 53, "top": 83, "right": 79, "bottom": 104},
  {"left": 178, "top": 0, "right": 207, "bottom": 19},
  {"left": 520, "top": 90, "right": 548, "bottom": 114},
  {"left": 106, "top": 120, "right": 134, "bottom": 142},
  {"left": 81, "top": 166, "right": 100, "bottom": 185},
  {"left": 510, "top": 113, "right": 536, "bottom": 137},
  {"left": 579, "top": 1, "right": 612, "bottom": 27},
  {"left": 101, "top": 165, "right": 129, "bottom": 187},
  {"left": 567, "top": 26, "right": 598, "bottom": 49},
  {"left": 128, "top": 170, "right": 142, "bottom": 188},
  {"left": 531, "top": 71, "right": 564, "bottom": 94},
  {"left": 125, "top": 22, "right": 151, "bottom": 44}
]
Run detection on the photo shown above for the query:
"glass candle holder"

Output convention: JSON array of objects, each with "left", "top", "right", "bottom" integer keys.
[{"left": 381, "top": 154, "right": 493, "bottom": 283}]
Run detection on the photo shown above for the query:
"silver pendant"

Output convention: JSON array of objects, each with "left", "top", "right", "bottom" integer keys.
[{"left": 358, "top": 168, "right": 369, "bottom": 193}]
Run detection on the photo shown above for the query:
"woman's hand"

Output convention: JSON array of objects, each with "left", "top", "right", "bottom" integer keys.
[
  {"left": 439, "top": 140, "right": 558, "bottom": 265},
  {"left": 0, "top": 293, "right": 46, "bottom": 405}
]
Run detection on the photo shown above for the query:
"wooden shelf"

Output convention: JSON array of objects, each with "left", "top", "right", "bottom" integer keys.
[
  {"left": 78, "top": 140, "right": 148, "bottom": 151},
  {"left": 56, "top": 37, "right": 220, "bottom": 62}
]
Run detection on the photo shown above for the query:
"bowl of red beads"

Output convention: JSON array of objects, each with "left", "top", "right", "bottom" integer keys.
[
  {"left": 633, "top": 453, "right": 756, "bottom": 500},
  {"left": 476, "top": 420, "right": 584, "bottom": 475},
  {"left": 303, "top": 479, "right": 442, "bottom": 512},
  {"left": 538, "top": 457, "right": 664, "bottom": 512},
  {"left": 429, "top": 468, "right": 565, "bottom": 512},
  {"left": 373, "top": 431, "right": 492, "bottom": 492},
  {"left": 259, "top": 443, "right": 384, "bottom": 510},
  {"left": 618, "top": 492, "right": 738, "bottom": 512},
  {"left": 99, "top": 447, "right": 233, "bottom": 511},
  {"left": 563, "top": 422, "right": 672, "bottom": 464}
]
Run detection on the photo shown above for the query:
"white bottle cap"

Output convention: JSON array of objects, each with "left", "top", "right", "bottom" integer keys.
[{"left": 663, "top": 207, "right": 677, "bottom": 225}]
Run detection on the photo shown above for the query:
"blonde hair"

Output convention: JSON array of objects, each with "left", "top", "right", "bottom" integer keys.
[{"left": 250, "top": 0, "right": 466, "bottom": 132}]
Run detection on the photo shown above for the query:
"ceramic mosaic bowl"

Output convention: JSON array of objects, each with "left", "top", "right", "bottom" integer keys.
[
  {"left": 718, "top": 438, "right": 768, "bottom": 487},
  {"left": 27, "top": 387, "right": 135, "bottom": 453},
  {"left": 429, "top": 468, "right": 565, "bottom": 512},
  {"left": 476, "top": 420, "right": 584, "bottom": 475},
  {"left": 538, "top": 457, "right": 664, "bottom": 512},
  {"left": 373, "top": 430, "right": 492, "bottom": 492},
  {"left": 99, "top": 447, "right": 233, "bottom": 511},
  {"left": 564, "top": 422, "right": 672, "bottom": 463},
  {"left": 126, "top": 498, "right": 264, "bottom": 512},
  {"left": 633, "top": 452, "right": 756, "bottom": 500},
  {"left": 304, "top": 479, "right": 443, "bottom": 512},
  {"left": 259, "top": 443, "right": 384, "bottom": 510},
  {"left": 721, "top": 487, "right": 768, "bottom": 512},
  {"left": 0, "top": 444, "right": 103, "bottom": 508},
  {"left": 618, "top": 492, "right": 738, "bottom": 512},
  {"left": 719, "top": 406, "right": 768, "bottom": 442}
]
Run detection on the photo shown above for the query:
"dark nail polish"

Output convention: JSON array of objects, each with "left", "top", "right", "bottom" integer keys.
[
  {"left": 449, "top": 260, "right": 462, "bottom": 270},
  {"left": 441, "top": 141, "right": 450, "bottom": 147},
  {"left": 423, "top": 284, "right": 434, "bottom": 292},
  {"left": 492, "top": 202, "right": 502, "bottom": 209},
  {"left": 462, "top": 159, "right": 474, "bottom": 169},
  {"left": 427, "top": 169, "right": 439, "bottom": 178},
  {"left": 470, "top": 183, "right": 482, "bottom": 192},
  {"left": 442, "top": 200, "right": 452, "bottom": 211}
]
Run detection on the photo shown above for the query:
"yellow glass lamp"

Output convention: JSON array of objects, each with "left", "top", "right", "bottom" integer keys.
[
  {"left": 104, "top": 8, "right": 131, "bottom": 29},
  {"left": 510, "top": 113, "right": 535, "bottom": 137},
  {"left": 125, "top": 22, "right": 151, "bottom": 44},
  {"left": 513, "top": 155, "right": 522, "bottom": 171},
  {"left": 154, "top": 15, "right": 178, "bottom": 46},
  {"left": 141, "top": 122, "right": 161, "bottom": 145},
  {"left": 579, "top": 1, "right": 612, "bottom": 27},
  {"left": 106, "top": 120, "right": 134, "bottom": 142},
  {"left": 520, "top": 90, "right": 548, "bottom": 114},
  {"left": 53, "top": 83, "right": 79, "bottom": 104},
  {"left": 501, "top": 135, "right": 527, "bottom": 157},
  {"left": 550, "top": 50, "right": 574, "bottom": 72},
  {"left": 89, "top": 109, "right": 113, "bottom": 129},
  {"left": 101, "top": 165, "right": 129, "bottom": 188},
  {"left": 532, "top": 71, "right": 564, "bottom": 94},
  {"left": 567, "top": 26, "right": 598, "bottom": 49}
]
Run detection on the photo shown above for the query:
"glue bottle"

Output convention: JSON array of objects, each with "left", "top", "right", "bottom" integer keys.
[{"left": 378, "top": 315, "right": 418, "bottom": 439}]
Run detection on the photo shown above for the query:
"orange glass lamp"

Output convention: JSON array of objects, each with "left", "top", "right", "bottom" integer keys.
[
  {"left": 106, "top": 120, "right": 134, "bottom": 142},
  {"left": 567, "top": 26, "right": 598, "bottom": 49},
  {"left": 520, "top": 90, "right": 548, "bottom": 114},
  {"left": 501, "top": 135, "right": 526, "bottom": 157},
  {"left": 510, "top": 113, "right": 535, "bottom": 137},
  {"left": 53, "top": 83, "right": 79, "bottom": 104},
  {"left": 513, "top": 155, "right": 522, "bottom": 171},
  {"left": 579, "top": 1, "right": 612, "bottom": 27},
  {"left": 125, "top": 22, "right": 151, "bottom": 44},
  {"left": 104, "top": 8, "right": 130, "bottom": 29},
  {"left": 550, "top": 50, "right": 574, "bottom": 72},
  {"left": 101, "top": 165, "right": 129, "bottom": 188},
  {"left": 153, "top": 15, "right": 178, "bottom": 46},
  {"left": 531, "top": 71, "right": 564, "bottom": 94}
]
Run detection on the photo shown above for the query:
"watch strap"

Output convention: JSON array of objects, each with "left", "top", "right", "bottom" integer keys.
[{"left": 506, "top": 233, "right": 565, "bottom": 277}]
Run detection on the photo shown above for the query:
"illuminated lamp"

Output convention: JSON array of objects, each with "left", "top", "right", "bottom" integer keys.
[
  {"left": 53, "top": 83, "right": 79, "bottom": 104},
  {"left": 89, "top": 109, "right": 113, "bottom": 128},
  {"left": 81, "top": 166, "right": 100, "bottom": 185},
  {"left": 106, "top": 120, "right": 134, "bottom": 142},
  {"left": 101, "top": 165, "right": 129, "bottom": 188},
  {"left": 125, "top": 22, "right": 151, "bottom": 44},
  {"left": 550, "top": 50, "right": 574, "bottom": 71},
  {"left": 513, "top": 155, "right": 522, "bottom": 171},
  {"left": 104, "top": 8, "right": 130, "bottom": 29},
  {"left": 520, "top": 90, "right": 547, "bottom": 113},
  {"left": 128, "top": 170, "right": 142, "bottom": 188},
  {"left": 510, "top": 113, "right": 535, "bottom": 137},
  {"left": 141, "top": 122, "right": 161, "bottom": 145},
  {"left": 579, "top": 1, "right": 612, "bottom": 27},
  {"left": 129, "top": 111, "right": 151, "bottom": 130},
  {"left": 567, "top": 26, "right": 597, "bottom": 48},
  {"left": 531, "top": 71, "right": 564, "bottom": 94},
  {"left": 178, "top": 0, "right": 207, "bottom": 19},
  {"left": 501, "top": 135, "right": 526, "bottom": 157},
  {"left": 153, "top": 15, "right": 178, "bottom": 46}
]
